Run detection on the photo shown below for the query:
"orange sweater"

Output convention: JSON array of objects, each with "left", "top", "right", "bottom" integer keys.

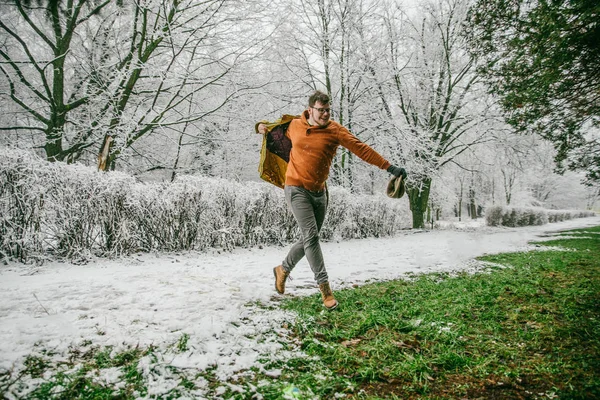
[{"left": 285, "top": 110, "right": 391, "bottom": 192}]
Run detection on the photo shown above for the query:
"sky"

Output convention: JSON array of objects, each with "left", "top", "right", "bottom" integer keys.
[{"left": 1, "top": 216, "right": 599, "bottom": 398}]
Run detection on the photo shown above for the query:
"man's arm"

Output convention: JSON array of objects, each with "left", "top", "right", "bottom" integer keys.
[
  {"left": 338, "top": 126, "right": 407, "bottom": 179},
  {"left": 337, "top": 126, "right": 391, "bottom": 170}
]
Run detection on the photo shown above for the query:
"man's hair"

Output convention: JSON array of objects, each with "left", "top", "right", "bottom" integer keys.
[{"left": 308, "top": 90, "right": 330, "bottom": 107}]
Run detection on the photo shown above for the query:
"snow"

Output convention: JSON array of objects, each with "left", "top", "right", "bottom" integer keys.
[{"left": 1, "top": 216, "right": 599, "bottom": 395}]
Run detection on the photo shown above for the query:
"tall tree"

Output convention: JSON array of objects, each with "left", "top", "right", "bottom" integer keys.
[
  {"left": 94, "top": 0, "right": 258, "bottom": 172},
  {"left": 466, "top": 0, "right": 600, "bottom": 185},
  {"left": 376, "top": 0, "right": 493, "bottom": 228},
  {"left": 0, "top": 0, "right": 263, "bottom": 172},
  {"left": 0, "top": 0, "right": 114, "bottom": 162},
  {"left": 267, "top": 0, "right": 386, "bottom": 189}
]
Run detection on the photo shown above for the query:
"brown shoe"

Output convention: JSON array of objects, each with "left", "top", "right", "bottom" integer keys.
[
  {"left": 273, "top": 265, "right": 290, "bottom": 294},
  {"left": 319, "top": 282, "right": 338, "bottom": 310}
]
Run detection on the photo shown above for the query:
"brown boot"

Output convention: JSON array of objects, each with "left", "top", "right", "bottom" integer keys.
[
  {"left": 273, "top": 265, "right": 289, "bottom": 294},
  {"left": 319, "top": 282, "right": 338, "bottom": 310}
]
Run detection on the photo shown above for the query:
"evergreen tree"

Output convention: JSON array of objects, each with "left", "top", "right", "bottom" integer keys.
[{"left": 467, "top": 0, "right": 600, "bottom": 184}]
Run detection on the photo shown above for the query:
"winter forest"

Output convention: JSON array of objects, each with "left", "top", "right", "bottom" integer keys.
[
  {"left": 1, "top": 0, "right": 599, "bottom": 258},
  {"left": 2, "top": 1, "right": 600, "bottom": 398}
]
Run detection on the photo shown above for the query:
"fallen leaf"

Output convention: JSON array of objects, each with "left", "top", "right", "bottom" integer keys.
[{"left": 341, "top": 338, "right": 362, "bottom": 347}]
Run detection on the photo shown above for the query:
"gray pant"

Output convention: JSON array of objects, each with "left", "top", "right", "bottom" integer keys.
[{"left": 282, "top": 185, "right": 329, "bottom": 285}]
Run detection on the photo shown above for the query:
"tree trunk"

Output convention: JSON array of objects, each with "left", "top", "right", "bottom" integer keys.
[
  {"left": 407, "top": 177, "right": 431, "bottom": 229},
  {"left": 469, "top": 188, "right": 477, "bottom": 219},
  {"left": 44, "top": 126, "right": 64, "bottom": 162},
  {"left": 44, "top": 1, "right": 71, "bottom": 162},
  {"left": 97, "top": 135, "right": 114, "bottom": 171}
]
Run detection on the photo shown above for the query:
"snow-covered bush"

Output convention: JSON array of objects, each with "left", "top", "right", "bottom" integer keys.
[
  {"left": 127, "top": 178, "right": 209, "bottom": 251},
  {"left": 485, "top": 204, "right": 593, "bottom": 227},
  {"left": 0, "top": 149, "right": 411, "bottom": 263},
  {"left": 485, "top": 206, "right": 504, "bottom": 227},
  {"left": 0, "top": 151, "right": 139, "bottom": 261},
  {"left": 325, "top": 186, "right": 406, "bottom": 240},
  {"left": 547, "top": 209, "right": 595, "bottom": 223},
  {"left": 0, "top": 154, "right": 45, "bottom": 261},
  {"left": 500, "top": 207, "right": 547, "bottom": 227}
]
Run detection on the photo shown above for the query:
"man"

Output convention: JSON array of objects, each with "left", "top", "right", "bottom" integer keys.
[{"left": 256, "top": 91, "right": 406, "bottom": 310}]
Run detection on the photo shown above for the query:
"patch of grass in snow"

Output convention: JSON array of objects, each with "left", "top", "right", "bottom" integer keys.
[
  {"left": 23, "top": 355, "right": 52, "bottom": 378},
  {"left": 232, "top": 225, "right": 600, "bottom": 399},
  {"left": 2, "top": 345, "right": 149, "bottom": 400},
  {"left": 175, "top": 333, "right": 190, "bottom": 353}
]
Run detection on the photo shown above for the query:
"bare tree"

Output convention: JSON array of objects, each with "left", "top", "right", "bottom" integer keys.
[
  {"left": 0, "top": 0, "right": 267, "bottom": 172},
  {"left": 264, "top": 0, "right": 388, "bottom": 189},
  {"left": 0, "top": 0, "right": 114, "bottom": 162},
  {"left": 375, "top": 0, "right": 493, "bottom": 228}
]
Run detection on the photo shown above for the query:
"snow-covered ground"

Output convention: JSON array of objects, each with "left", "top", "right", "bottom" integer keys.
[{"left": 1, "top": 216, "right": 599, "bottom": 395}]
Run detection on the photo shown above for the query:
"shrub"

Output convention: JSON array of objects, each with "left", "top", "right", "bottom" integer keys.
[
  {"left": 484, "top": 205, "right": 594, "bottom": 228},
  {"left": 0, "top": 149, "right": 411, "bottom": 263},
  {"left": 485, "top": 205, "right": 504, "bottom": 226}
]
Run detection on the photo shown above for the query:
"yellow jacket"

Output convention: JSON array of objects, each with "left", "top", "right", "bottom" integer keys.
[{"left": 255, "top": 114, "right": 297, "bottom": 188}]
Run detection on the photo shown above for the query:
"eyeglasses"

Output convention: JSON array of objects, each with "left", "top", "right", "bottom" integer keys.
[{"left": 311, "top": 106, "right": 331, "bottom": 114}]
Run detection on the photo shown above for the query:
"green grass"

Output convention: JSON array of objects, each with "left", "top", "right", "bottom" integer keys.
[
  {"left": 1, "top": 226, "right": 599, "bottom": 399},
  {"left": 244, "top": 225, "right": 600, "bottom": 399},
  {"left": 17, "top": 346, "right": 148, "bottom": 400}
]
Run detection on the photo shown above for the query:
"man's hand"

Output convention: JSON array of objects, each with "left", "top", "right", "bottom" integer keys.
[
  {"left": 257, "top": 123, "right": 268, "bottom": 134},
  {"left": 387, "top": 165, "right": 407, "bottom": 179}
]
